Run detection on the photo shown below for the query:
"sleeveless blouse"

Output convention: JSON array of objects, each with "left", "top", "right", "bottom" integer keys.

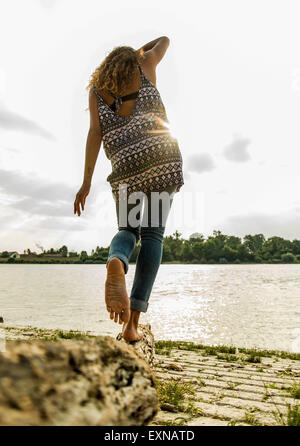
[{"left": 93, "top": 63, "right": 184, "bottom": 201}]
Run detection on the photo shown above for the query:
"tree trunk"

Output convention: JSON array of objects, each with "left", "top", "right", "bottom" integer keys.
[
  {"left": 0, "top": 335, "right": 158, "bottom": 426},
  {"left": 116, "top": 324, "right": 155, "bottom": 367}
]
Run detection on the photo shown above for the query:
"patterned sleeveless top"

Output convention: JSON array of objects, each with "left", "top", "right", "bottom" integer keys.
[{"left": 93, "top": 63, "right": 184, "bottom": 201}]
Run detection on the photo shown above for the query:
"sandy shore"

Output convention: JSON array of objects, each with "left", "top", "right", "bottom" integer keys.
[{"left": 3, "top": 326, "right": 300, "bottom": 426}]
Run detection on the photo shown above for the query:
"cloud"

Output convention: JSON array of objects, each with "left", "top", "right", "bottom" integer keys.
[
  {"left": 28, "top": 216, "right": 87, "bottom": 232},
  {"left": 0, "top": 168, "right": 78, "bottom": 221},
  {"left": 0, "top": 168, "right": 74, "bottom": 202},
  {"left": 223, "top": 136, "right": 251, "bottom": 162},
  {"left": 0, "top": 168, "right": 104, "bottom": 233},
  {"left": 219, "top": 209, "right": 300, "bottom": 240},
  {"left": 0, "top": 106, "right": 55, "bottom": 140},
  {"left": 187, "top": 153, "right": 216, "bottom": 174},
  {"left": 9, "top": 197, "right": 74, "bottom": 218}
]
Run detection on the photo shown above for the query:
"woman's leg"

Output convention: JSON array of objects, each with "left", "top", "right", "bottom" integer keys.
[
  {"left": 106, "top": 229, "right": 137, "bottom": 274},
  {"left": 105, "top": 196, "right": 141, "bottom": 324},
  {"left": 123, "top": 186, "right": 176, "bottom": 341}
]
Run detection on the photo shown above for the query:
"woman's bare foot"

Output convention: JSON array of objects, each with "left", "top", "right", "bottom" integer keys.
[
  {"left": 122, "top": 326, "right": 143, "bottom": 342},
  {"left": 105, "top": 258, "right": 130, "bottom": 324},
  {"left": 122, "top": 309, "right": 143, "bottom": 342}
]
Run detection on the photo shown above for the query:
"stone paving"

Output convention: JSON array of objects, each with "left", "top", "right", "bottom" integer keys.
[{"left": 151, "top": 346, "right": 300, "bottom": 426}]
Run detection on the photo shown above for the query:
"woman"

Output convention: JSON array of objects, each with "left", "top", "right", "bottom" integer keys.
[{"left": 74, "top": 36, "right": 184, "bottom": 341}]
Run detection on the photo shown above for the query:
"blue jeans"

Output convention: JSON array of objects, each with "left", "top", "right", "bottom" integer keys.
[{"left": 106, "top": 186, "right": 176, "bottom": 312}]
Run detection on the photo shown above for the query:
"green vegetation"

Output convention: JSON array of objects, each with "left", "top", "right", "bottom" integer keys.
[
  {"left": 242, "top": 411, "right": 261, "bottom": 426},
  {"left": 216, "top": 353, "right": 238, "bottom": 362},
  {"left": 155, "top": 340, "right": 300, "bottom": 361},
  {"left": 288, "top": 382, "right": 300, "bottom": 399},
  {"left": 272, "top": 404, "right": 300, "bottom": 426},
  {"left": 158, "top": 418, "right": 188, "bottom": 426},
  {"left": 162, "top": 230, "right": 300, "bottom": 264},
  {"left": 5, "top": 326, "right": 93, "bottom": 341},
  {"left": 286, "top": 405, "right": 300, "bottom": 426},
  {"left": 3, "top": 230, "right": 300, "bottom": 264},
  {"left": 245, "top": 353, "right": 262, "bottom": 363},
  {"left": 156, "top": 378, "right": 195, "bottom": 408},
  {"left": 156, "top": 378, "right": 204, "bottom": 420}
]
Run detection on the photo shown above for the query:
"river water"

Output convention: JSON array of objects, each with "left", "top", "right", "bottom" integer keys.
[{"left": 0, "top": 264, "right": 299, "bottom": 352}]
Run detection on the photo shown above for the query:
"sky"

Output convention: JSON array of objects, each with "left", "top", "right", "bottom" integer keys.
[{"left": 1, "top": 0, "right": 300, "bottom": 254}]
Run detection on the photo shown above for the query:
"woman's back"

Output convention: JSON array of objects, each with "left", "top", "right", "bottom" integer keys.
[
  {"left": 91, "top": 39, "right": 184, "bottom": 201},
  {"left": 94, "top": 57, "right": 156, "bottom": 118}
]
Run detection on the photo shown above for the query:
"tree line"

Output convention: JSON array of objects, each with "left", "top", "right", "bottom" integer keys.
[{"left": 1, "top": 230, "right": 300, "bottom": 264}]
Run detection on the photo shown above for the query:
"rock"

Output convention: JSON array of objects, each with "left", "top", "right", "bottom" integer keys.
[
  {"left": 116, "top": 324, "right": 155, "bottom": 367},
  {"left": 0, "top": 336, "right": 159, "bottom": 426},
  {"left": 164, "top": 363, "right": 183, "bottom": 371},
  {"left": 160, "top": 403, "right": 178, "bottom": 413}
]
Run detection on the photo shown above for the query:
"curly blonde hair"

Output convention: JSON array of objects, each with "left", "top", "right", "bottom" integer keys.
[{"left": 86, "top": 45, "right": 146, "bottom": 97}]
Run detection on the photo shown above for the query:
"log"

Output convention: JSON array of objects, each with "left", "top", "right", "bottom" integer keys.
[
  {"left": 116, "top": 324, "right": 155, "bottom": 367},
  {"left": 0, "top": 335, "right": 158, "bottom": 426}
]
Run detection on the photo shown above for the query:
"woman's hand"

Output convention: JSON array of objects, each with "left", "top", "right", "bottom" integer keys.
[{"left": 74, "top": 181, "right": 91, "bottom": 216}]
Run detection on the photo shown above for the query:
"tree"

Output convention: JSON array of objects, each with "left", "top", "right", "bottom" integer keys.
[
  {"left": 281, "top": 252, "right": 295, "bottom": 263},
  {"left": 58, "top": 245, "right": 68, "bottom": 257},
  {"left": 80, "top": 251, "right": 88, "bottom": 261},
  {"left": 226, "top": 236, "right": 241, "bottom": 250},
  {"left": 219, "top": 257, "right": 228, "bottom": 264},
  {"left": 189, "top": 233, "right": 205, "bottom": 243},
  {"left": 163, "top": 232, "right": 183, "bottom": 260},
  {"left": 243, "top": 234, "right": 265, "bottom": 254},
  {"left": 203, "top": 238, "right": 220, "bottom": 261},
  {"left": 191, "top": 242, "right": 204, "bottom": 261},
  {"left": 262, "top": 237, "right": 292, "bottom": 260},
  {"left": 162, "top": 244, "right": 173, "bottom": 262},
  {"left": 222, "top": 245, "right": 238, "bottom": 262},
  {"left": 292, "top": 239, "right": 300, "bottom": 255},
  {"left": 181, "top": 241, "right": 193, "bottom": 262}
]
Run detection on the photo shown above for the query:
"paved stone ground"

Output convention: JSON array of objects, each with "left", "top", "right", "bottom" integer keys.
[{"left": 150, "top": 347, "right": 300, "bottom": 426}]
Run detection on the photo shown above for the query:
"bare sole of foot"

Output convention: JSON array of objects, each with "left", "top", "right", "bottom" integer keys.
[
  {"left": 105, "top": 258, "right": 130, "bottom": 324},
  {"left": 122, "top": 324, "right": 143, "bottom": 342}
]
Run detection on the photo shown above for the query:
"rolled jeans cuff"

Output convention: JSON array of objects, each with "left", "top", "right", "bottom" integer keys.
[
  {"left": 106, "top": 253, "right": 129, "bottom": 274},
  {"left": 130, "top": 297, "right": 148, "bottom": 313}
]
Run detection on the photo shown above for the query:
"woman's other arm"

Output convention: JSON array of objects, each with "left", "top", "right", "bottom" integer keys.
[
  {"left": 74, "top": 89, "right": 102, "bottom": 217},
  {"left": 137, "top": 36, "right": 170, "bottom": 66}
]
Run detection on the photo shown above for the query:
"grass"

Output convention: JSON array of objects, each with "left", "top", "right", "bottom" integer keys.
[
  {"left": 155, "top": 340, "right": 300, "bottom": 361},
  {"left": 262, "top": 381, "right": 300, "bottom": 426},
  {"left": 156, "top": 378, "right": 195, "bottom": 408},
  {"left": 245, "top": 353, "right": 262, "bottom": 363},
  {"left": 226, "top": 381, "right": 241, "bottom": 390},
  {"left": 262, "top": 391, "right": 270, "bottom": 401},
  {"left": 286, "top": 405, "right": 300, "bottom": 426},
  {"left": 287, "top": 381, "right": 300, "bottom": 399},
  {"left": 158, "top": 418, "right": 188, "bottom": 426},
  {"left": 267, "top": 383, "right": 289, "bottom": 391},
  {"left": 216, "top": 353, "right": 238, "bottom": 362},
  {"left": 5, "top": 326, "right": 93, "bottom": 341},
  {"left": 272, "top": 404, "right": 300, "bottom": 426},
  {"left": 242, "top": 411, "right": 261, "bottom": 426}
]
